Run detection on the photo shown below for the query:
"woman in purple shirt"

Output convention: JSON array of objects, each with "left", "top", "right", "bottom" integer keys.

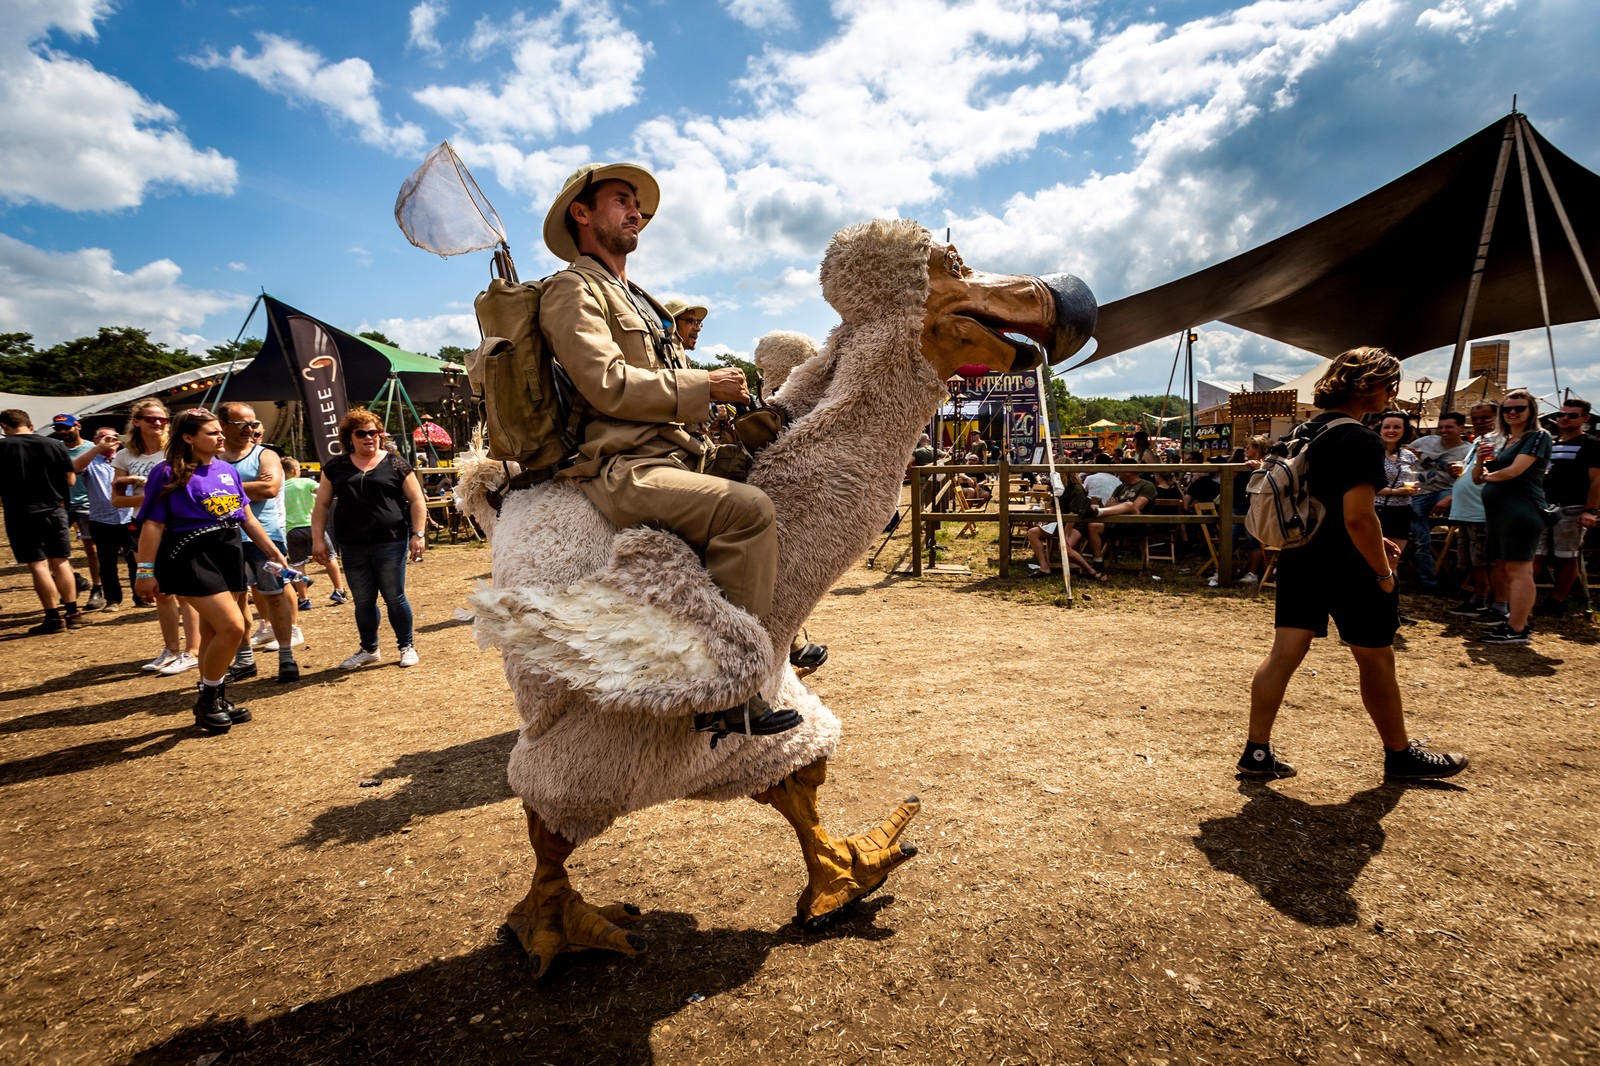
[{"left": 133, "top": 409, "right": 290, "bottom": 735}]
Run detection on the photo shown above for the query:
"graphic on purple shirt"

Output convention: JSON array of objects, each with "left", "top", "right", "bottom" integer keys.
[{"left": 137, "top": 460, "right": 249, "bottom": 531}]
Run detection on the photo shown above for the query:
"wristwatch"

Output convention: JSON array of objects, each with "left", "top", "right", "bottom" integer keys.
[
  {"left": 1376, "top": 570, "right": 1396, "bottom": 582},
  {"left": 409, "top": 532, "right": 425, "bottom": 540},
  {"left": 1584, "top": 508, "right": 1599, "bottom": 517}
]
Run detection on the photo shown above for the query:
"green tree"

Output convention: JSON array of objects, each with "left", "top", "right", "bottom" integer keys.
[
  {"left": 207, "top": 337, "right": 263, "bottom": 364},
  {"left": 693, "top": 352, "right": 760, "bottom": 390},
  {"left": 358, "top": 329, "right": 396, "bottom": 347},
  {"left": 436, "top": 345, "right": 472, "bottom": 364},
  {"left": 0, "top": 327, "right": 202, "bottom": 395}
]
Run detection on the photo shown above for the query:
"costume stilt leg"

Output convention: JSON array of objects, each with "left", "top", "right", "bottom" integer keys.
[
  {"left": 505, "top": 805, "right": 645, "bottom": 978},
  {"left": 753, "top": 758, "right": 920, "bottom": 928}
]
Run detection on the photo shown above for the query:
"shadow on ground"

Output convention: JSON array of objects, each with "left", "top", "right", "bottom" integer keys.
[
  {"left": 292, "top": 730, "right": 518, "bottom": 847},
  {"left": 128, "top": 898, "right": 898, "bottom": 1065},
  {"left": 1193, "top": 780, "right": 1463, "bottom": 925}
]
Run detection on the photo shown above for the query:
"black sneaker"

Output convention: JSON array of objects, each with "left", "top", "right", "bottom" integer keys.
[
  {"left": 85, "top": 588, "right": 106, "bottom": 611},
  {"left": 693, "top": 694, "right": 803, "bottom": 748},
  {"left": 1478, "top": 622, "right": 1532, "bottom": 644},
  {"left": 1384, "top": 739, "right": 1468, "bottom": 780},
  {"left": 1447, "top": 599, "right": 1485, "bottom": 617},
  {"left": 276, "top": 659, "right": 301, "bottom": 683},
  {"left": 1237, "top": 743, "right": 1297, "bottom": 779},
  {"left": 225, "top": 661, "right": 259, "bottom": 683},
  {"left": 1473, "top": 608, "right": 1510, "bottom": 625}
]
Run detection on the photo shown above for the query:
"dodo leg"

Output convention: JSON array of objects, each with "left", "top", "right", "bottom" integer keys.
[
  {"left": 505, "top": 805, "right": 646, "bottom": 979},
  {"left": 753, "top": 758, "right": 920, "bottom": 929}
]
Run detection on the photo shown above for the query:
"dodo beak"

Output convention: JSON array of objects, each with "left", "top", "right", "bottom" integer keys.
[{"left": 1035, "top": 272, "right": 1097, "bottom": 367}]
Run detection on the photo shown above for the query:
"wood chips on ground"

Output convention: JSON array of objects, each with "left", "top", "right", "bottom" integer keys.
[{"left": 0, "top": 531, "right": 1596, "bottom": 1065}]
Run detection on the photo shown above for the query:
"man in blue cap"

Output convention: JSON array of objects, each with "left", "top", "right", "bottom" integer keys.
[{"left": 50, "top": 413, "right": 103, "bottom": 609}]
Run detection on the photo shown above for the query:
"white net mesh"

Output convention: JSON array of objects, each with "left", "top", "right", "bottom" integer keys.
[{"left": 394, "top": 142, "right": 507, "bottom": 257}]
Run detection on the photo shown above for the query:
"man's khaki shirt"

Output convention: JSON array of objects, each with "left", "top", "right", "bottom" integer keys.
[{"left": 540, "top": 255, "right": 713, "bottom": 480}]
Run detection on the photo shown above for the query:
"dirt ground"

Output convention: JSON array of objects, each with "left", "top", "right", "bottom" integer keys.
[{"left": 1, "top": 525, "right": 1597, "bottom": 1065}]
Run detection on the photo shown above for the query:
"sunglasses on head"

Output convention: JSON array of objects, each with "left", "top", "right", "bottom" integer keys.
[
  {"left": 352, "top": 428, "right": 383, "bottom": 439},
  {"left": 183, "top": 408, "right": 215, "bottom": 420}
]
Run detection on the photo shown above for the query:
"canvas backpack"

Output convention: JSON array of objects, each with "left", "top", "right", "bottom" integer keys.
[
  {"left": 1244, "top": 416, "right": 1360, "bottom": 550},
  {"left": 465, "top": 250, "right": 594, "bottom": 472}
]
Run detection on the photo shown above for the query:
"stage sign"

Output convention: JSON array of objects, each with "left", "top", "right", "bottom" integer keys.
[{"left": 1228, "top": 389, "right": 1298, "bottom": 418}]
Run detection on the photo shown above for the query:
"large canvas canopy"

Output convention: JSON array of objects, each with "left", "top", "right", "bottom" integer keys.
[
  {"left": 219, "top": 295, "right": 454, "bottom": 405},
  {"left": 1082, "top": 113, "right": 1600, "bottom": 372}
]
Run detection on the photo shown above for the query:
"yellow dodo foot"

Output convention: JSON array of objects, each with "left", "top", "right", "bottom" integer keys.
[
  {"left": 754, "top": 758, "right": 921, "bottom": 929},
  {"left": 508, "top": 806, "right": 646, "bottom": 979}
]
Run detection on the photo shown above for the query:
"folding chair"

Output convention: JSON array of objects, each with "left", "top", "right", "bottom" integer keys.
[{"left": 1194, "top": 502, "right": 1222, "bottom": 580}]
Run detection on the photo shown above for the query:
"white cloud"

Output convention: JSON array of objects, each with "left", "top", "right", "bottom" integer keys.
[
  {"left": 348, "top": 246, "right": 373, "bottom": 266},
  {"left": 0, "top": 233, "right": 246, "bottom": 348},
  {"left": 193, "top": 34, "right": 426, "bottom": 155},
  {"left": 413, "top": 0, "right": 649, "bottom": 140},
  {"left": 0, "top": 0, "right": 237, "bottom": 211},
  {"left": 228, "top": 261, "right": 249, "bottom": 272},
  {"left": 724, "top": 0, "right": 796, "bottom": 32},
  {"left": 365, "top": 311, "right": 479, "bottom": 356},
  {"left": 409, "top": 1, "right": 447, "bottom": 55}
]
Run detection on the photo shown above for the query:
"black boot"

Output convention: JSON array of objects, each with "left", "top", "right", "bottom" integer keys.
[
  {"left": 193, "top": 684, "right": 233, "bottom": 734},
  {"left": 694, "top": 694, "right": 802, "bottom": 748},
  {"left": 217, "top": 681, "right": 251, "bottom": 724}
]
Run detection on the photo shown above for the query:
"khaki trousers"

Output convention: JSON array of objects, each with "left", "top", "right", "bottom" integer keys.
[{"left": 575, "top": 455, "right": 777, "bottom": 622}]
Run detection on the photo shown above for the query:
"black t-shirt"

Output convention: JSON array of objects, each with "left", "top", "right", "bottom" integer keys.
[
  {"left": 1301, "top": 414, "right": 1385, "bottom": 570},
  {"left": 1545, "top": 433, "right": 1600, "bottom": 506},
  {"left": 0, "top": 433, "right": 73, "bottom": 514},
  {"left": 323, "top": 452, "right": 414, "bottom": 544},
  {"left": 1186, "top": 476, "right": 1221, "bottom": 505}
]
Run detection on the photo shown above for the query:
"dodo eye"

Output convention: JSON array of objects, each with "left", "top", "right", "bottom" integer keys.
[{"left": 945, "top": 246, "right": 966, "bottom": 277}]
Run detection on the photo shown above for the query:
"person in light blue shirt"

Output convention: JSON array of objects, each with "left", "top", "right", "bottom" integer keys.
[
  {"left": 1445, "top": 402, "right": 1500, "bottom": 616},
  {"left": 75, "top": 426, "right": 137, "bottom": 609}
]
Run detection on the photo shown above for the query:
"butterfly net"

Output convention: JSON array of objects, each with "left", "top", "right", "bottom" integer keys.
[{"left": 394, "top": 142, "right": 507, "bottom": 257}]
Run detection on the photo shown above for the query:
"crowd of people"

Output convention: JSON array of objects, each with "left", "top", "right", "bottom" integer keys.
[
  {"left": 0, "top": 401, "right": 431, "bottom": 735},
  {"left": 912, "top": 387, "right": 1596, "bottom": 641}
]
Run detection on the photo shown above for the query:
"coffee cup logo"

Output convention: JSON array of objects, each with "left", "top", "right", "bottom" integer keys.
[{"left": 302, "top": 354, "right": 338, "bottom": 382}]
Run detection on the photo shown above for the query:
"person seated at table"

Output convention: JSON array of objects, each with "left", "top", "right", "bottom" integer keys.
[
  {"left": 1082, "top": 452, "right": 1120, "bottom": 506},
  {"left": 1026, "top": 471, "right": 1104, "bottom": 581},
  {"left": 1151, "top": 469, "right": 1188, "bottom": 545},
  {"left": 1087, "top": 469, "right": 1156, "bottom": 564}
]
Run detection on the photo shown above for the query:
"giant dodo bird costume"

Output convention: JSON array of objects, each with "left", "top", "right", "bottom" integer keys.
[{"left": 458, "top": 219, "right": 1095, "bottom": 978}]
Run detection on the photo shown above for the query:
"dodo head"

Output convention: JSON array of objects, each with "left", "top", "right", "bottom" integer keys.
[{"left": 819, "top": 219, "right": 1096, "bottom": 381}]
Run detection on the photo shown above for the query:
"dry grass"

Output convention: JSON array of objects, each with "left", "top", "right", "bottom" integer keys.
[{"left": 0, "top": 525, "right": 1597, "bottom": 1065}]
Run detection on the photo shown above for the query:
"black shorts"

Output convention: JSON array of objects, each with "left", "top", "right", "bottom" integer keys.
[
  {"left": 5, "top": 507, "right": 72, "bottom": 564},
  {"left": 1274, "top": 552, "right": 1400, "bottom": 649},
  {"left": 155, "top": 525, "right": 246, "bottom": 598}
]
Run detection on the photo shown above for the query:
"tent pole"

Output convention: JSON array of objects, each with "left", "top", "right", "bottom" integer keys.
[
  {"left": 1511, "top": 117, "right": 1562, "bottom": 397},
  {"left": 1442, "top": 115, "right": 1516, "bottom": 413},
  {"left": 395, "top": 378, "right": 438, "bottom": 466},
  {"left": 1520, "top": 114, "right": 1600, "bottom": 321},
  {"left": 212, "top": 292, "right": 265, "bottom": 409}
]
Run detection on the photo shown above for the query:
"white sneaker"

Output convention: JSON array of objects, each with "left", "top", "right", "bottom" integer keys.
[
  {"left": 1238, "top": 572, "right": 1260, "bottom": 586},
  {"left": 142, "top": 648, "right": 179, "bottom": 672},
  {"left": 157, "top": 650, "right": 199, "bottom": 676},
  {"left": 398, "top": 645, "right": 420, "bottom": 668},
  {"left": 249, "top": 619, "right": 274, "bottom": 646},
  {"left": 263, "top": 625, "right": 305, "bottom": 651},
  {"left": 339, "top": 648, "right": 381, "bottom": 670}
]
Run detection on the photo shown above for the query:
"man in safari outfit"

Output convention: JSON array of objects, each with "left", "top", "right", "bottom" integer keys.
[{"left": 539, "top": 162, "right": 798, "bottom": 739}]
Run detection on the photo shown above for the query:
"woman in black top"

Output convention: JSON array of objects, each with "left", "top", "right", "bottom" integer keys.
[
  {"left": 1239, "top": 347, "right": 1467, "bottom": 782},
  {"left": 1471, "top": 387, "right": 1553, "bottom": 643},
  {"left": 311, "top": 408, "right": 428, "bottom": 670}
]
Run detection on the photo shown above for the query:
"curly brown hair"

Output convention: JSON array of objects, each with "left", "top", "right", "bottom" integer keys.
[
  {"left": 1313, "top": 346, "right": 1402, "bottom": 410},
  {"left": 336, "top": 407, "right": 384, "bottom": 453}
]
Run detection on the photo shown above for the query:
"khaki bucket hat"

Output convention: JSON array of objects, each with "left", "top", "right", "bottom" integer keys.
[
  {"left": 542, "top": 162, "right": 661, "bottom": 263},
  {"left": 662, "top": 299, "right": 709, "bottom": 321}
]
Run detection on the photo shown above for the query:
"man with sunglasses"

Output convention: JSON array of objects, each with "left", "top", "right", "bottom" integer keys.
[
  {"left": 1535, "top": 398, "right": 1599, "bottom": 618},
  {"left": 1446, "top": 403, "right": 1502, "bottom": 617},
  {"left": 537, "top": 162, "right": 797, "bottom": 742},
  {"left": 218, "top": 402, "right": 301, "bottom": 682}
]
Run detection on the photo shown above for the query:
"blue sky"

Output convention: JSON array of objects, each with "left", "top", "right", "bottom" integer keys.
[{"left": 2, "top": 0, "right": 1597, "bottom": 401}]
